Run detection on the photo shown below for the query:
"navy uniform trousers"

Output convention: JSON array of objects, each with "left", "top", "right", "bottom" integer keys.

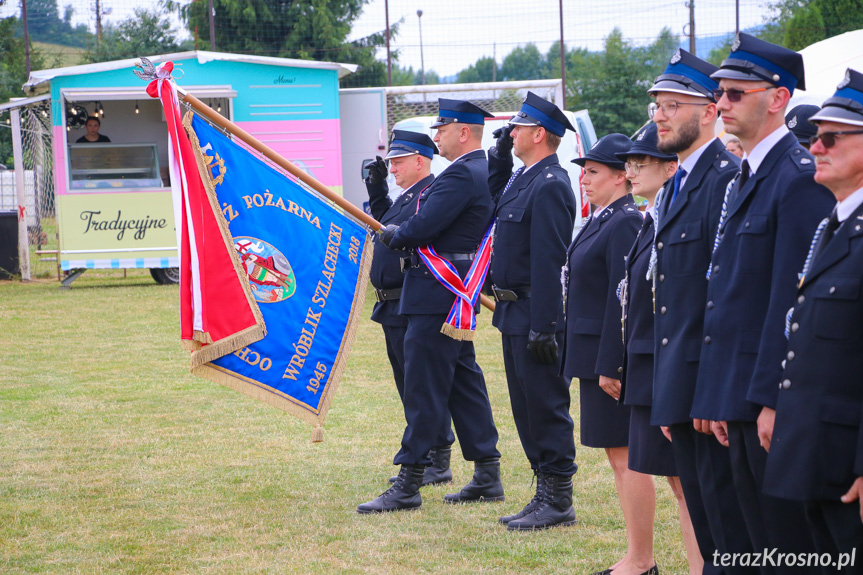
[
  {"left": 367, "top": 175, "right": 454, "bottom": 449},
  {"left": 693, "top": 133, "right": 833, "bottom": 571},
  {"left": 651, "top": 138, "right": 754, "bottom": 574},
  {"left": 487, "top": 149, "right": 577, "bottom": 476},
  {"left": 765, "top": 201, "right": 863, "bottom": 574},
  {"left": 389, "top": 150, "right": 500, "bottom": 467}
]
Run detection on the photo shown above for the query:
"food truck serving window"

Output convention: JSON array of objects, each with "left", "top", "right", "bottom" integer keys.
[{"left": 68, "top": 143, "right": 161, "bottom": 190}]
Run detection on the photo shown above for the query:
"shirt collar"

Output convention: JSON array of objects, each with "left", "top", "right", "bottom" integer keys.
[
  {"left": 679, "top": 138, "right": 716, "bottom": 175},
  {"left": 743, "top": 124, "right": 790, "bottom": 174},
  {"left": 837, "top": 187, "right": 863, "bottom": 223}
]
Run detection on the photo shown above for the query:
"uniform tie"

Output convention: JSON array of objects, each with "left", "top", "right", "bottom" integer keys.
[
  {"left": 670, "top": 167, "right": 687, "bottom": 204},
  {"left": 813, "top": 210, "right": 841, "bottom": 261},
  {"left": 502, "top": 166, "right": 525, "bottom": 198},
  {"left": 728, "top": 159, "right": 750, "bottom": 207}
]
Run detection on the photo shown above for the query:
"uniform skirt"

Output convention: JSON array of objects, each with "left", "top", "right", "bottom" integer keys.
[
  {"left": 578, "top": 377, "right": 630, "bottom": 448},
  {"left": 627, "top": 405, "right": 677, "bottom": 476}
]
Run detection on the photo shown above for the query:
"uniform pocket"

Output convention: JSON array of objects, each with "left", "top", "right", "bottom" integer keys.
[
  {"left": 664, "top": 219, "right": 706, "bottom": 277},
  {"left": 813, "top": 277, "right": 861, "bottom": 341}
]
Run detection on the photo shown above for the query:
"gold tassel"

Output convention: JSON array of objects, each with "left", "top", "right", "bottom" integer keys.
[
  {"left": 311, "top": 425, "right": 324, "bottom": 443},
  {"left": 189, "top": 324, "right": 266, "bottom": 368},
  {"left": 181, "top": 340, "right": 202, "bottom": 351},
  {"left": 440, "top": 323, "right": 476, "bottom": 341},
  {"left": 193, "top": 329, "right": 214, "bottom": 344}
]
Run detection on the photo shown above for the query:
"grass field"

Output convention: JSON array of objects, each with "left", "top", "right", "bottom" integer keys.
[{"left": 0, "top": 271, "right": 688, "bottom": 574}]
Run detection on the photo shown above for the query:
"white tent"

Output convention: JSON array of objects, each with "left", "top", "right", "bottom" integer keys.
[{"left": 792, "top": 29, "right": 863, "bottom": 107}]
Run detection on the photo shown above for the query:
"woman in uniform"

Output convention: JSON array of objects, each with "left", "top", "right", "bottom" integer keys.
[
  {"left": 563, "top": 134, "right": 655, "bottom": 575},
  {"left": 617, "top": 123, "right": 701, "bottom": 575}
]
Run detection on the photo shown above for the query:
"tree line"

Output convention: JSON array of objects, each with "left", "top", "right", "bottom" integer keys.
[{"left": 2, "top": 0, "right": 863, "bottom": 165}]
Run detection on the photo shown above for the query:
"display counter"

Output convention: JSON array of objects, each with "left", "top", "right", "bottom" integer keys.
[{"left": 68, "top": 143, "right": 162, "bottom": 190}]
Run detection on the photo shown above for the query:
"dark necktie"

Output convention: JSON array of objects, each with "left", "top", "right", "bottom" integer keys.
[
  {"left": 729, "top": 159, "right": 750, "bottom": 207},
  {"left": 813, "top": 210, "right": 841, "bottom": 261},
  {"left": 670, "top": 168, "right": 687, "bottom": 204}
]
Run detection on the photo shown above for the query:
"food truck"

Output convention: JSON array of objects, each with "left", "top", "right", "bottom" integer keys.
[{"left": 18, "top": 51, "right": 356, "bottom": 284}]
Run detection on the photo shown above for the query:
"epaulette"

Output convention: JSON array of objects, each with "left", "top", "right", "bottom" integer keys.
[{"left": 789, "top": 147, "right": 815, "bottom": 172}]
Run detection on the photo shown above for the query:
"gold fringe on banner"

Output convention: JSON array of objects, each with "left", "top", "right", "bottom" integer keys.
[
  {"left": 180, "top": 110, "right": 376, "bottom": 441},
  {"left": 440, "top": 323, "right": 477, "bottom": 341},
  {"left": 181, "top": 111, "right": 267, "bottom": 369}
]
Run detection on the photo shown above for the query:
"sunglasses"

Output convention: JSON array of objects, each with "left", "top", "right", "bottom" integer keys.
[
  {"left": 810, "top": 130, "right": 863, "bottom": 149},
  {"left": 712, "top": 86, "right": 776, "bottom": 103}
]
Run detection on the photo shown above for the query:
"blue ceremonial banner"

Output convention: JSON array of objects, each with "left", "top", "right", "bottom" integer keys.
[{"left": 185, "top": 113, "right": 373, "bottom": 440}]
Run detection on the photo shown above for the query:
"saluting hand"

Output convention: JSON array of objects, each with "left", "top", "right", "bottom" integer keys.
[
  {"left": 598, "top": 375, "right": 621, "bottom": 401},
  {"left": 364, "top": 156, "right": 388, "bottom": 185},
  {"left": 492, "top": 125, "right": 514, "bottom": 157}
]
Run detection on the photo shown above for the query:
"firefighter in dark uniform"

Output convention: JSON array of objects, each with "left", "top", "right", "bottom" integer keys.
[
  {"left": 764, "top": 69, "right": 863, "bottom": 573},
  {"left": 562, "top": 134, "right": 654, "bottom": 575},
  {"left": 486, "top": 92, "right": 577, "bottom": 531},
  {"left": 358, "top": 99, "right": 502, "bottom": 514},
  {"left": 364, "top": 130, "right": 455, "bottom": 487},
  {"left": 617, "top": 123, "right": 704, "bottom": 574},
  {"left": 784, "top": 104, "right": 820, "bottom": 150},
  {"left": 648, "top": 49, "right": 752, "bottom": 573},
  {"left": 692, "top": 33, "right": 833, "bottom": 566}
]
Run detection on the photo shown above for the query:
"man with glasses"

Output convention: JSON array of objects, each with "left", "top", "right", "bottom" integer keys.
[
  {"left": 764, "top": 68, "right": 863, "bottom": 571},
  {"left": 691, "top": 33, "right": 833, "bottom": 565},
  {"left": 647, "top": 48, "right": 747, "bottom": 574}
]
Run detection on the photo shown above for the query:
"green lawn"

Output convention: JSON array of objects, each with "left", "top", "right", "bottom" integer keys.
[{"left": 0, "top": 271, "right": 688, "bottom": 573}]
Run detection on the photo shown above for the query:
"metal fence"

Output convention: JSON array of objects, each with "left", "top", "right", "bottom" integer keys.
[{"left": 0, "top": 100, "right": 59, "bottom": 279}]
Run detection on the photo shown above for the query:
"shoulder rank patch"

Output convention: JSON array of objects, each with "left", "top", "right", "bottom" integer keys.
[{"left": 720, "top": 160, "right": 729, "bottom": 168}]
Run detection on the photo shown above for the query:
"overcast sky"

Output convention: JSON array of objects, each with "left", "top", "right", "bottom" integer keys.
[
  {"left": 347, "top": 0, "right": 773, "bottom": 77},
  {"left": 3, "top": 0, "right": 774, "bottom": 78}
]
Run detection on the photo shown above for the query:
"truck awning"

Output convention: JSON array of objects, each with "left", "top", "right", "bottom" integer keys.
[
  {"left": 0, "top": 94, "right": 50, "bottom": 112},
  {"left": 61, "top": 85, "right": 237, "bottom": 102}
]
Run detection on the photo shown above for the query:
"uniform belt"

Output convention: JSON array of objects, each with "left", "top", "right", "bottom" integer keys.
[
  {"left": 435, "top": 251, "right": 475, "bottom": 261},
  {"left": 375, "top": 287, "right": 402, "bottom": 302},
  {"left": 491, "top": 285, "right": 531, "bottom": 302},
  {"left": 401, "top": 251, "right": 475, "bottom": 270}
]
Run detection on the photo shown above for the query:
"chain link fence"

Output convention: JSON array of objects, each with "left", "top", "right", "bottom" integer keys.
[
  {"left": 384, "top": 80, "right": 562, "bottom": 134},
  {"left": 0, "top": 101, "right": 59, "bottom": 279}
]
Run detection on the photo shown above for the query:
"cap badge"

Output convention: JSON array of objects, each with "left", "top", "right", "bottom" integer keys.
[
  {"left": 731, "top": 34, "right": 741, "bottom": 51},
  {"left": 838, "top": 70, "right": 851, "bottom": 90},
  {"left": 637, "top": 130, "right": 646, "bottom": 141},
  {"left": 788, "top": 115, "right": 798, "bottom": 129},
  {"left": 670, "top": 49, "right": 682, "bottom": 64}
]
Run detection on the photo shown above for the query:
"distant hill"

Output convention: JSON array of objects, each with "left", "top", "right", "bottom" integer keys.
[{"left": 33, "top": 42, "right": 87, "bottom": 69}]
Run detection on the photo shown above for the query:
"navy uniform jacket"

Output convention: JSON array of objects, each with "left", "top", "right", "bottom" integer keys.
[
  {"left": 562, "top": 194, "right": 642, "bottom": 380},
  {"left": 487, "top": 148, "right": 576, "bottom": 335},
  {"left": 652, "top": 138, "right": 739, "bottom": 426},
  {"left": 389, "top": 150, "right": 494, "bottom": 315},
  {"left": 367, "top": 175, "right": 434, "bottom": 327},
  {"left": 621, "top": 212, "right": 655, "bottom": 407},
  {"left": 691, "top": 133, "right": 834, "bottom": 422},
  {"left": 764, "top": 201, "right": 863, "bottom": 501}
]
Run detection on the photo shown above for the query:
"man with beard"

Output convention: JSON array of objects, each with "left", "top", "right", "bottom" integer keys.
[{"left": 648, "top": 49, "right": 750, "bottom": 573}]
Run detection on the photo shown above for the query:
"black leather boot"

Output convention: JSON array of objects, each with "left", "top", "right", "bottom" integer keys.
[
  {"left": 443, "top": 457, "right": 505, "bottom": 504},
  {"left": 507, "top": 473, "right": 576, "bottom": 530},
  {"left": 358, "top": 465, "right": 424, "bottom": 514},
  {"left": 422, "top": 445, "right": 453, "bottom": 486},
  {"left": 387, "top": 447, "right": 453, "bottom": 485},
  {"left": 499, "top": 470, "right": 544, "bottom": 525}
]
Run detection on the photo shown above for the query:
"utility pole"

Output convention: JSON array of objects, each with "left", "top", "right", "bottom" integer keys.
[
  {"left": 559, "top": 0, "right": 566, "bottom": 108},
  {"left": 21, "top": 0, "right": 31, "bottom": 76},
  {"left": 688, "top": 0, "right": 696, "bottom": 54},
  {"left": 96, "top": 0, "right": 102, "bottom": 47},
  {"left": 385, "top": 0, "right": 391, "bottom": 86},
  {"left": 735, "top": 0, "right": 740, "bottom": 34},
  {"left": 417, "top": 10, "right": 425, "bottom": 85},
  {"left": 209, "top": 0, "right": 216, "bottom": 50}
]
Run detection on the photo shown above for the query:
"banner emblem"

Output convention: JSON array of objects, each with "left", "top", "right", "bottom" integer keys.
[{"left": 235, "top": 237, "right": 297, "bottom": 303}]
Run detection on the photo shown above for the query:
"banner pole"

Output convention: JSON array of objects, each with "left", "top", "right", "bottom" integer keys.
[{"left": 176, "top": 87, "right": 496, "bottom": 312}]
